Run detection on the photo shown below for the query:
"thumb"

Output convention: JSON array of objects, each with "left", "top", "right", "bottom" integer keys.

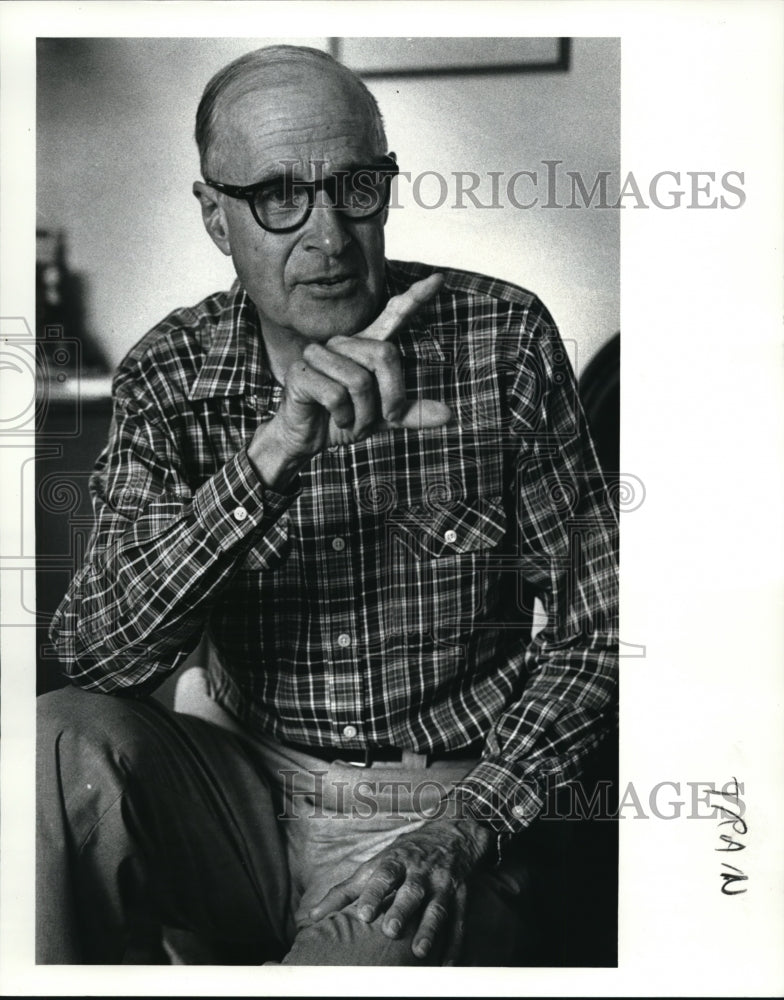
[
  {"left": 327, "top": 398, "right": 452, "bottom": 446},
  {"left": 393, "top": 398, "right": 452, "bottom": 430}
]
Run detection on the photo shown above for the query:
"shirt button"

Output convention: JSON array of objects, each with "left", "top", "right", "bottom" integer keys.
[
  {"left": 331, "top": 537, "right": 346, "bottom": 552},
  {"left": 512, "top": 804, "right": 526, "bottom": 819},
  {"left": 336, "top": 633, "right": 352, "bottom": 648},
  {"left": 232, "top": 506, "right": 248, "bottom": 522},
  {"left": 444, "top": 529, "right": 457, "bottom": 544},
  {"left": 342, "top": 724, "right": 358, "bottom": 740}
]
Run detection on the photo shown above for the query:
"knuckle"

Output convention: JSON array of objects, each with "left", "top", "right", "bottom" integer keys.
[
  {"left": 427, "top": 900, "right": 449, "bottom": 921},
  {"left": 348, "top": 370, "right": 373, "bottom": 394},
  {"left": 433, "top": 868, "right": 459, "bottom": 890},
  {"left": 398, "top": 880, "right": 427, "bottom": 903},
  {"left": 387, "top": 293, "right": 406, "bottom": 315},
  {"left": 375, "top": 867, "right": 400, "bottom": 888},
  {"left": 325, "top": 385, "right": 348, "bottom": 410},
  {"left": 377, "top": 341, "right": 399, "bottom": 365},
  {"left": 374, "top": 864, "right": 404, "bottom": 888}
]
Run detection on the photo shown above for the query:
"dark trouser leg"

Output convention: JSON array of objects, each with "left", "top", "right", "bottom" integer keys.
[{"left": 36, "top": 686, "right": 293, "bottom": 964}]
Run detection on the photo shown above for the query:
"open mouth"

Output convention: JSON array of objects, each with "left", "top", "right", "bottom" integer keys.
[
  {"left": 302, "top": 275, "right": 358, "bottom": 297},
  {"left": 307, "top": 274, "right": 353, "bottom": 285}
]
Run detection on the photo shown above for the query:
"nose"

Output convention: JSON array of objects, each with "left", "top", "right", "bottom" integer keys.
[{"left": 300, "top": 188, "right": 352, "bottom": 257}]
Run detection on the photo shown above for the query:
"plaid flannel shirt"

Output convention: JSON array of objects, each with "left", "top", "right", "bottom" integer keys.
[{"left": 51, "top": 259, "right": 618, "bottom": 839}]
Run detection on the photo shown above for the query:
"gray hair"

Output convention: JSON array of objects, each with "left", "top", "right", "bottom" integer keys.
[{"left": 195, "top": 45, "right": 387, "bottom": 178}]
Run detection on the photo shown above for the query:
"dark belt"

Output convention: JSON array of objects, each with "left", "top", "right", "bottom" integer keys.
[{"left": 282, "top": 740, "right": 482, "bottom": 768}]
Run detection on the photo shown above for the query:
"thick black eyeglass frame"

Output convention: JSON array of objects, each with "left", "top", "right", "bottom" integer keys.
[{"left": 205, "top": 153, "right": 399, "bottom": 234}]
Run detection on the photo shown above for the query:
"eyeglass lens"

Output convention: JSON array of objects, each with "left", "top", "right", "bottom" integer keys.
[{"left": 254, "top": 166, "right": 391, "bottom": 231}]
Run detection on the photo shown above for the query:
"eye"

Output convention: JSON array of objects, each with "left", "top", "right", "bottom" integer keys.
[
  {"left": 259, "top": 180, "right": 290, "bottom": 207},
  {"left": 342, "top": 169, "right": 384, "bottom": 213},
  {"left": 255, "top": 179, "right": 308, "bottom": 217}
]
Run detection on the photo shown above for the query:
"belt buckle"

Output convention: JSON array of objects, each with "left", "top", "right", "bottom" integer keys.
[{"left": 346, "top": 746, "right": 373, "bottom": 768}]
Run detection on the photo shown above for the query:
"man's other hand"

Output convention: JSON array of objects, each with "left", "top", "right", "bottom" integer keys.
[
  {"left": 307, "top": 816, "right": 493, "bottom": 962},
  {"left": 248, "top": 274, "right": 451, "bottom": 488}
]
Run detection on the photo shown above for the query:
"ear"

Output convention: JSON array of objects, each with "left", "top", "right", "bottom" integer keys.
[
  {"left": 381, "top": 151, "right": 397, "bottom": 227},
  {"left": 193, "top": 181, "right": 232, "bottom": 256}
]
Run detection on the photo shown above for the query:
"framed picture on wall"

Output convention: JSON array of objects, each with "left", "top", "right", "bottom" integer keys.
[{"left": 331, "top": 37, "right": 571, "bottom": 77}]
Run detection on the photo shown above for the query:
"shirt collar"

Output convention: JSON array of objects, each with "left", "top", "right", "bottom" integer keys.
[
  {"left": 188, "top": 280, "right": 269, "bottom": 402},
  {"left": 188, "top": 262, "right": 443, "bottom": 402}
]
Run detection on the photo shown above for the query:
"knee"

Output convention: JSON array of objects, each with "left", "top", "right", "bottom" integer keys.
[
  {"left": 284, "top": 908, "right": 435, "bottom": 966},
  {"left": 37, "top": 685, "right": 90, "bottom": 743},
  {"left": 40, "top": 683, "right": 133, "bottom": 741},
  {"left": 37, "top": 685, "right": 164, "bottom": 785}
]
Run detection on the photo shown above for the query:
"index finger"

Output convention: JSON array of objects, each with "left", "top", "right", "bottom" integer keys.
[
  {"left": 358, "top": 273, "right": 444, "bottom": 343},
  {"left": 355, "top": 860, "right": 407, "bottom": 922}
]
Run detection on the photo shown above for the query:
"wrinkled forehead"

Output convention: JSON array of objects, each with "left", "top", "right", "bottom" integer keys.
[{"left": 209, "top": 65, "right": 380, "bottom": 183}]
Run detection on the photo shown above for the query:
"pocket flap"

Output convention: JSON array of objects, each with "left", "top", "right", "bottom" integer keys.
[{"left": 389, "top": 495, "right": 507, "bottom": 558}]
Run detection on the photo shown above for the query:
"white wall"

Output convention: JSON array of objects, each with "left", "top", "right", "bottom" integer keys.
[{"left": 38, "top": 37, "right": 619, "bottom": 374}]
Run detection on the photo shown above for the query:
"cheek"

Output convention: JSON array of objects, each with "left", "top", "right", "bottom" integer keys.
[
  {"left": 355, "top": 225, "right": 387, "bottom": 278},
  {"left": 235, "top": 237, "right": 291, "bottom": 299},
  {"left": 228, "top": 207, "right": 288, "bottom": 279}
]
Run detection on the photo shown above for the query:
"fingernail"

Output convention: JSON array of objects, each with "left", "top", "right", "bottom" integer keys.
[
  {"left": 414, "top": 938, "right": 431, "bottom": 956},
  {"left": 386, "top": 918, "right": 401, "bottom": 937},
  {"left": 358, "top": 906, "right": 373, "bottom": 922}
]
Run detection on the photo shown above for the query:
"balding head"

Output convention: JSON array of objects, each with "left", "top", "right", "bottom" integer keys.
[
  {"left": 192, "top": 44, "right": 391, "bottom": 347},
  {"left": 195, "top": 45, "right": 387, "bottom": 180}
]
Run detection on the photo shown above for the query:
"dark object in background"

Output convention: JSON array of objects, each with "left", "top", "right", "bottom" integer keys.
[
  {"left": 560, "top": 332, "right": 620, "bottom": 967},
  {"left": 579, "top": 331, "right": 620, "bottom": 478},
  {"left": 36, "top": 227, "right": 111, "bottom": 693},
  {"left": 36, "top": 228, "right": 108, "bottom": 372}
]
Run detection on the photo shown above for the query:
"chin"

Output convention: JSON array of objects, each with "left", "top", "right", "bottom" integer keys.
[{"left": 298, "top": 295, "right": 378, "bottom": 341}]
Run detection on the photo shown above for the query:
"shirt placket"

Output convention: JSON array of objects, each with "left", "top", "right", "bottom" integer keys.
[{"left": 314, "top": 447, "right": 367, "bottom": 749}]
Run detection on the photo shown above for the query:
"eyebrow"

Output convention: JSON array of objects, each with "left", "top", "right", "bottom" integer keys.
[{"left": 249, "top": 158, "right": 380, "bottom": 187}]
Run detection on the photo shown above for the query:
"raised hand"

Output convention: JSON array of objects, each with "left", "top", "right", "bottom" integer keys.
[{"left": 248, "top": 274, "right": 452, "bottom": 488}]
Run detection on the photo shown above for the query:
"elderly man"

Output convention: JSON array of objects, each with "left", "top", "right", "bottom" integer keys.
[{"left": 37, "top": 45, "right": 618, "bottom": 965}]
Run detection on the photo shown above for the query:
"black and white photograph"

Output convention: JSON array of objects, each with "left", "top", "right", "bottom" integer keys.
[
  {"left": 0, "top": 2, "right": 782, "bottom": 996},
  {"left": 32, "top": 31, "right": 620, "bottom": 968}
]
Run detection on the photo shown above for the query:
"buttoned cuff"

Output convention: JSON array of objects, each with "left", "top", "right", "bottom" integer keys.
[
  {"left": 446, "top": 759, "right": 546, "bottom": 848},
  {"left": 192, "top": 447, "right": 301, "bottom": 552}
]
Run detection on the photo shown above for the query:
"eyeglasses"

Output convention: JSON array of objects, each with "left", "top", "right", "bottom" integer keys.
[{"left": 205, "top": 154, "right": 399, "bottom": 233}]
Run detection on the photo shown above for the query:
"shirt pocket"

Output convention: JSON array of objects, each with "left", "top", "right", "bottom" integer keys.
[
  {"left": 387, "top": 494, "right": 508, "bottom": 559},
  {"left": 380, "top": 495, "right": 508, "bottom": 642}
]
